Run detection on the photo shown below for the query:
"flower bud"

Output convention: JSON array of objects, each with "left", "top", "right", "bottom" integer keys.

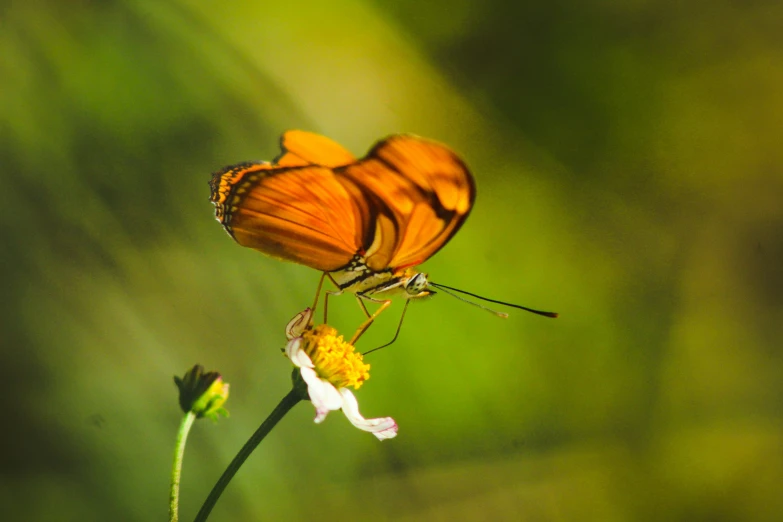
[{"left": 174, "top": 364, "right": 229, "bottom": 420}]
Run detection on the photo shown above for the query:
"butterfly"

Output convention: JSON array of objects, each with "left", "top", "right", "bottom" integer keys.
[{"left": 210, "top": 131, "right": 555, "bottom": 344}]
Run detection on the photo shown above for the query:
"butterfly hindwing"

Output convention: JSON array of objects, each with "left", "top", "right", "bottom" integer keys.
[{"left": 210, "top": 165, "right": 364, "bottom": 272}]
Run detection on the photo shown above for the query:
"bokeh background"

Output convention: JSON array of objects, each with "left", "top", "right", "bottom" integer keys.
[{"left": 3, "top": 1, "right": 782, "bottom": 520}]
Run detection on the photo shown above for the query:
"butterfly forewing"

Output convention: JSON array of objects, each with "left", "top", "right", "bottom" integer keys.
[
  {"left": 275, "top": 130, "right": 356, "bottom": 167},
  {"left": 337, "top": 135, "right": 475, "bottom": 271},
  {"left": 373, "top": 135, "right": 474, "bottom": 213}
]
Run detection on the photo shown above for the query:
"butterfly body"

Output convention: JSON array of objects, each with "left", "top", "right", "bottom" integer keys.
[
  {"left": 330, "top": 260, "right": 432, "bottom": 300},
  {"left": 209, "top": 131, "right": 474, "bottom": 300}
]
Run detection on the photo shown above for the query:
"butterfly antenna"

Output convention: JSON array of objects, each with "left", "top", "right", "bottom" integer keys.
[
  {"left": 429, "top": 284, "right": 508, "bottom": 318},
  {"left": 429, "top": 282, "right": 558, "bottom": 318}
]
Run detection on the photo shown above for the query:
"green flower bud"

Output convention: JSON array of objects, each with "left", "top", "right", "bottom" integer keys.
[{"left": 174, "top": 365, "right": 229, "bottom": 420}]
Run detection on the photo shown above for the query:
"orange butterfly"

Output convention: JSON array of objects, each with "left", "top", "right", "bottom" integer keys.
[{"left": 210, "top": 131, "right": 554, "bottom": 342}]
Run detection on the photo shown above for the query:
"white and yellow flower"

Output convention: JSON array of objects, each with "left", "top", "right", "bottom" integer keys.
[{"left": 285, "top": 309, "right": 397, "bottom": 440}]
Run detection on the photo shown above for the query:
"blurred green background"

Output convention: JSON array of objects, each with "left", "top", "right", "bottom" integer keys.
[{"left": 3, "top": 1, "right": 782, "bottom": 520}]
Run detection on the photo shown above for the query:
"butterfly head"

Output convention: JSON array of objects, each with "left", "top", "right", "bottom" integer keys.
[
  {"left": 402, "top": 271, "right": 434, "bottom": 299},
  {"left": 404, "top": 272, "right": 428, "bottom": 294}
]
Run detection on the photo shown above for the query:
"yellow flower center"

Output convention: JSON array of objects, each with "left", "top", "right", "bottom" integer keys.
[{"left": 302, "top": 325, "right": 370, "bottom": 389}]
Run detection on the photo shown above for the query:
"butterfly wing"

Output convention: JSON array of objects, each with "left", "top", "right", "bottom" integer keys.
[
  {"left": 209, "top": 132, "right": 366, "bottom": 271},
  {"left": 210, "top": 132, "right": 474, "bottom": 276},
  {"left": 274, "top": 130, "right": 357, "bottom": 167},
  {"left": 336, "top": 135, "right": 475, "bottom": 272}
]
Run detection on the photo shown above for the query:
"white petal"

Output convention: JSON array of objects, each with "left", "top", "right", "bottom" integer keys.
[
  {"left": 285, "top": 339, "right": 314, "bottom": 368},
  {"left": 285, "top": 308, "right": 312, "bottom": 340},
  {"left": 338, "top": 388, "right": 398, "bottom": 440},
  {"left": 300, "top": 367, "right": 342, "bottom": 423},
  {"left": 284, "top": 338, "right": 301, "bottom": 362}
]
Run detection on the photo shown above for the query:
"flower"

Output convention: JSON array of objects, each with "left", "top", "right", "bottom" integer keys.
[
  {"left": 174, "top": 365, "right": 230, "bottom": 421},
  {"left": 285, "top": 308, "right": 397, "bottom": 440}
]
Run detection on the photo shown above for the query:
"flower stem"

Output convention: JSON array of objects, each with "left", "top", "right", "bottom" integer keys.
[
  {"left": 170, "top": 411, "right": 197, "bottom": 522},
  {"left": 194, "top": 389, "right": 302, "bottom": 522}
]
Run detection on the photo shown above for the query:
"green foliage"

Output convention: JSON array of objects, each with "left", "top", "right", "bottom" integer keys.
[{"left": 2, "top": 1, "right": 781, "bottom": 520}]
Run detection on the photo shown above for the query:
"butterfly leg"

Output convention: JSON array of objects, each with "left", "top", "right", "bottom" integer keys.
[
  {"left": 309, "top": 273, "right": 328, "bottom": 326},
  {"left": 362, "top": 299, "right": 410, "bottom": 355},
  {"left": 322, "top": 273, "right": 344, "bottom": 324},
  {"left": 323, "top": 289, "right": 344, "bottom": 324},
  {"left": 355, "top": 294, "right": 372, "bottom": 319},
  {"left": 348, "top": 294, "right": 392, "bottom": 345}
]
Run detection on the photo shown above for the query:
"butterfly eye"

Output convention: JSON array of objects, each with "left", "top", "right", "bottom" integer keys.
[{"left": 404, "top": 273, "right": 429, "bottom": 296}]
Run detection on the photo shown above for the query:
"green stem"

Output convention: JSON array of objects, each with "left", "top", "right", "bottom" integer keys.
[
  {"left": 194, "top": 389, "right": 302, "bottom": 522},
  {"left": 170, "top": 411, "right": 197, "bottom": 522}
]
